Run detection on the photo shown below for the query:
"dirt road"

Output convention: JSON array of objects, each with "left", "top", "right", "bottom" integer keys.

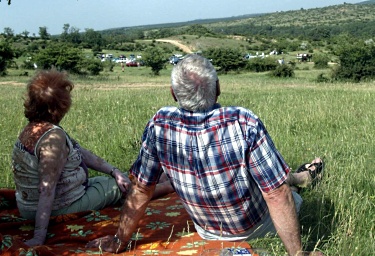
[{"left": 155, "top": 39, "right": 193, "bottom": 53}]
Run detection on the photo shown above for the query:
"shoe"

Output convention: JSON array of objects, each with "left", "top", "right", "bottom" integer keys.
[{"left": 296, "top": 159, "right": 325, "bottom": 187}]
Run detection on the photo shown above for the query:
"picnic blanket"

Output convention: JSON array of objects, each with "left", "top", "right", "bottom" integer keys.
[{"left": 0, "top": 189, "right": 254, "bottom": 256}]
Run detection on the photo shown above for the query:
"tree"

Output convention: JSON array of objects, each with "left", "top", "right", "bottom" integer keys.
[
  {"left": 60, "top": 23, "right": 70, "bottom": 42},
  {"left": 332, "top": 41, "right": 375, "bottom": 82},
  {"left": 67, "top": 26, "right": 81, "bottom": 45},
  {"left": 21, "top": 30, "right": 30, "bottom": 39},
  {"left": 34, "top": 42, "right": 83, "bottom": 74},
  {"left": 142, "top": 46, "right": 167, "bottom": 75},
  {"left": 203, "top": 47, "right": 246, "bottom": 73},
  {"left": 0, "top": 40, "right": 15, "bottom": 76},
  {"left": 39, "top": 26, "right": 50, "bottom": 40},
  {"left": 82, "top": 28, "right": 103, "bottom": 50},
  {"left": 3, "top": 27, "right": 14, "bottom": 38}
]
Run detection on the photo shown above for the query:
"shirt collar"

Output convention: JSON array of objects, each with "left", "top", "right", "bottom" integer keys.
[{"left": 179, "top": 103, "right": 221, "bottom": 114}]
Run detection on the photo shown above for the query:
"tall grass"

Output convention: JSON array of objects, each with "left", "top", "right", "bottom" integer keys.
[{"left": 0, "top": 68, "right": 374, "bottom": 255}]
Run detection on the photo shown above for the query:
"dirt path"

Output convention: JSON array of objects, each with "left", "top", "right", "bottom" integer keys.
[{"left": 155, "top": 39, "right": 193, "bottom": 53}]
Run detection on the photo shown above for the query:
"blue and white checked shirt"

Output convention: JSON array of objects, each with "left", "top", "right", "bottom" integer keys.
[{"left": 130, "top": 104, "right": 290, "bottom": 236}]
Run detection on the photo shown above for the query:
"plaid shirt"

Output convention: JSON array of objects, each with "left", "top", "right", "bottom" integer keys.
[{"left": 130, "top": 104, "right": 290, "bottom": 236}]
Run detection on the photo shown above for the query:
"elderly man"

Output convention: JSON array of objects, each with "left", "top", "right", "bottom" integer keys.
[{"left": 87, "top": 54, "right": 324, "bottom": 255}]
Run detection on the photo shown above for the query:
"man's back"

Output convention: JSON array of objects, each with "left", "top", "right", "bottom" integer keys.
[{"left": 131, "top": 104, "right": 290, "bottom": 236}]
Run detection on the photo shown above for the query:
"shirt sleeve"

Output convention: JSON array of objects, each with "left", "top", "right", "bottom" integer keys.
[
  {"left": 129, "top": 120, "right": 162, "bottom": 186},
  {"left": 248, "top": 119, "right": 290, "bottom": 192}
]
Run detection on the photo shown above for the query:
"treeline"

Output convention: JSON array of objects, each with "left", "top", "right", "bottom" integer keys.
[{"left": 206, "top": 20, "right": 375, "bottom": 41}]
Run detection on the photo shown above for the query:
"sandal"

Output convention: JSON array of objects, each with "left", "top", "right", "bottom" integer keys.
[{"left": 296, "top": 159, "right": 325, "bottom": 186}]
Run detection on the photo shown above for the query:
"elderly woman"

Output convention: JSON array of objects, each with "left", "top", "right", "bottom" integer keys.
[{"left": 12, "top": 70, "right": 173, "bottom": 246}]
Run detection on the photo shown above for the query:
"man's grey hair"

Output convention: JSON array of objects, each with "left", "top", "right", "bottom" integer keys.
[{"left": 171, "top": 54, "right": 218, "bottom": 112}]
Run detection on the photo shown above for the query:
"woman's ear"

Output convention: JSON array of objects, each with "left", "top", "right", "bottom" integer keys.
[{"left": 170, "top": 87, "right": 178, "bottom": 102}]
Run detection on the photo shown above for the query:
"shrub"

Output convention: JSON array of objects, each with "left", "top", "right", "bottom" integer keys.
[
  {"left": 33, "top": 42, "right": 83, "bottom": 74},
  {"left": 270, "top": 64, "right": 295, "bottom": 77},
  {"left": 316, "top": 73, "right": 330, "bottom": 83},
  {"left": 203, "top": 47, "right": 246, "bottom": 73},
  {"left": 313, "top": 54, "right": 329, "bottom": 69},
  {"left": 143, "top": 46, "right": 167, "bottom": 76},
  {"left": 84, "top": 58, "right": 103, "bottom": 75},
  {"left": 332, "top": 42, "right": 375, "bottom": 82},
  {"left": 0, "top": 40, "right": 15, "bottom": 76},
  {"left": 21, "top": 60, "right": 35, "bottom": 70},
  {"left": 245, "top": 57, "right": 278, "bottom": 72}
]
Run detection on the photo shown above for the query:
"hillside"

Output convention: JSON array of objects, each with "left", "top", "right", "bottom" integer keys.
[{"left": 102, "top": 2, "right": 375, "bottom": 39}]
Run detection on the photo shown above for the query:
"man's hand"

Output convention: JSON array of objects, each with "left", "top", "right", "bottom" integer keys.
[
  {"left": 86, "top": 180, "right": 155, "bottom": 254},
  {"left": 86, "top": 235, "right": 128, "bottom": 254}
]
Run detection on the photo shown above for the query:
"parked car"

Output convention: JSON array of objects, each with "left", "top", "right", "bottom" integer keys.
[
  {"left": 169, "top": 56, "right": 181, "bottom": 65},
  {"left": 116, "top": 58, "right": 127, "bottom": 63},
  {"left": 126, "top": 61, "right": 139, "bottom": 67}
]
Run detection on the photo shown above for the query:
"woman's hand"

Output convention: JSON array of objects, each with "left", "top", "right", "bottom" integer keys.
[
  {"left": 112, "top": 169, "right": 131, "bottom": 194},
  {"left": 24, "top": 236, "right": 45, "bottom": 247}
]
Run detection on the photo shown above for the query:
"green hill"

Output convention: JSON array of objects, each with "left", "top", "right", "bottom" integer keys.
[{"left": 102, "top": 2, "right": 375, "bottom": 39}]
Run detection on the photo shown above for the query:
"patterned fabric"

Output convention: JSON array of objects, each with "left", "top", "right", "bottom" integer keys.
[
  {"left": 0, "top": 189, "right": 253, "bottom": 256},
  {"left": 12, "top": 123, "right": 87, "bottom": 213},
  {"left": 130, "top": 104, "right": 290, "bottom": 237}
]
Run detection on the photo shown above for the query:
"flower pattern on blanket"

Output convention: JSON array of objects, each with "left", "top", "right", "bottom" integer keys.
[{"left": 0, "top": 189, "right": 253, "bottom": 256}]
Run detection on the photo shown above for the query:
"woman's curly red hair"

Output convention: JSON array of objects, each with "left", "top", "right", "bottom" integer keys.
[{"left": 24, "top": 69, "right": 74, "bottom": 124}]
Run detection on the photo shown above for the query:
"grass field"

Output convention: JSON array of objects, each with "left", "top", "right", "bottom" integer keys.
[{"left": 0, "top": 65, "right": 374, "bottom": 255}]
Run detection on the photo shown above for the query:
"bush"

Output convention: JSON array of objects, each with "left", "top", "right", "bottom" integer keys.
[
  {"left": 270, "top": 64, "right": 295, "bottom": 78},
  {"left": 332, "top": 42, "right": 375, "bottom": 82},
  {"left": 313, "top": 54, "right": 329, "bottom": 69},
  {"left": 0, "top": 40, "right": 15, "bottom": 76},
  {"left": 245, "top": 57, "right": 278, "bottom": 72},
  {"left": 143, "top": 46, "right": 167, "bottom": 76},
  {"left": 21, "top": 60, "right": 35, "bottom": 70},
  {"left": 316, "top": 73, "right": 330, "bottom": 83},
  {"left": 34, "top": 42, "right": 83, "bottom": 73},
  {"left": 203, "top": 47, "right": 246, "bottom": 73},
  {"left": 83, "top": 58, "right": 103, "bottom": 75}
]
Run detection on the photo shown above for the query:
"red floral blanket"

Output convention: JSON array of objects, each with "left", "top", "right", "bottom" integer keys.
[{"left": 0, "top": 189, "right": 254, "bottom": 256}]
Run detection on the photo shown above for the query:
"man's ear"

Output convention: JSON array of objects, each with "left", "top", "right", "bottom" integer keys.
[
  {"left": 216, "top": 80, "right": 221, "bottom": 97},
  {"left": 170, "top": 87, "right": 178, "bottom": 102}
]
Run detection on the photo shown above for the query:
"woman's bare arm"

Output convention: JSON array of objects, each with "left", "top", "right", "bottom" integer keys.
[{"left": 25, "top": 129, "right": 68, "bottom": 246}]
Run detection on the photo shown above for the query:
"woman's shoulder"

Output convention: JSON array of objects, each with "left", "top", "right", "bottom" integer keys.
[{"left": 19, "top": 122, "right": 65, "bottom": 152}]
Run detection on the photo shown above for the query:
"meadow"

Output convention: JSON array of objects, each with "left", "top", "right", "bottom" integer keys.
[{"left": 0, "top": 64, "right": 374, "bottom": 255}]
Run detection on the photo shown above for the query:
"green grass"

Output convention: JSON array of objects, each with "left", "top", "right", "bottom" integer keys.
[{"left": 0, "top": 67, "right": 374, "bottom": 255}]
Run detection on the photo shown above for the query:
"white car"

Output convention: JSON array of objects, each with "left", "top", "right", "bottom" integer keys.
[{"left": 116, "top": 58, "right": 127, "bottom": 63}]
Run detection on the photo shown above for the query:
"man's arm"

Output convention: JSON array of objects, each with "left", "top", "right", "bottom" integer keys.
[
  {"left": 262, "top": 183, "right": 302, "bottom": 256},
  {"left": 116, "top": 178, "right": 156, "bottom": 245},
  {"left": 86, "top": 178, "right": 155, "bottom": 253}
]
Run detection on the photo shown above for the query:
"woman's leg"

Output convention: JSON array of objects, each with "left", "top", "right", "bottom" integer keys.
[{"left": 52, "top": 176, "right": 123, "bottom": 215}]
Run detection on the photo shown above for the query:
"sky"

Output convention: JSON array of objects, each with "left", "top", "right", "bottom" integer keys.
[{"left": 0, "top": 0, "right": 362, "bottom": 36}]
